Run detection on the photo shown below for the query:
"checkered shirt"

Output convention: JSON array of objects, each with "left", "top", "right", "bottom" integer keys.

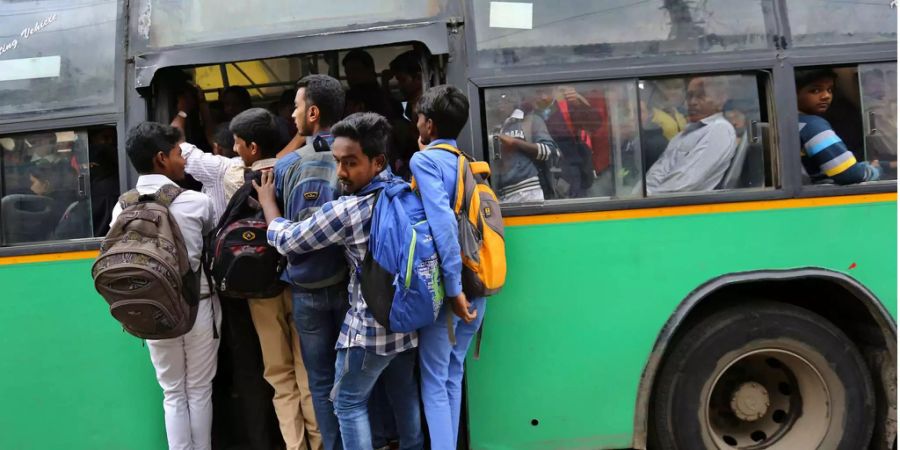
[{"left": 266, "top": 169, "right": 417, "bottom": 355}]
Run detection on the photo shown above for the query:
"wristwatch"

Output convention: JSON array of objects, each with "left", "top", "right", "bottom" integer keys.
[{"left": 177, "top": 111, "right": 188, "bottom": 119}]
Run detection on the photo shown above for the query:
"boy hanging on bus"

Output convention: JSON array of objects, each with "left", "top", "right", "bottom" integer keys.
[
  {"left": 113, "top": 122, "right": 219, "bottom": 450},
  {"left": 795, "top": 68, "right": 881, "bottom": 184},
  {"left": 173, "top": 106, "right": 323, "bottom": 450},
  {"left": 256, "top": 112, "right": 424, "bottom": 450},
  {"left": 412, "top": 85, "right": 485, "bottom": 449}
]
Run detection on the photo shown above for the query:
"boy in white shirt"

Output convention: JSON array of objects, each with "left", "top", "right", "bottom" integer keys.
[{"left": 111, "top": 121, "right": 219, "bottom": 450}]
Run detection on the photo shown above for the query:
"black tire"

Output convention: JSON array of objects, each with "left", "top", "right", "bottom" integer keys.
[{"left": 650, "top": 300, "right": 875, "bottom": 450}]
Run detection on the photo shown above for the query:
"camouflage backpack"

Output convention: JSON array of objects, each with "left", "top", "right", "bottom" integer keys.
[{"left": 92, "top": 185, "right": 200, "bottom": 339}]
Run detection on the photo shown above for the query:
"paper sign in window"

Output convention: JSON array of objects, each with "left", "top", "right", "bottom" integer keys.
[
  {"left": 0, "top": 56, "right": 61, "bottom": 82},
  {"left": 489, "top": 2, "right": 533, "bottom": 30}
]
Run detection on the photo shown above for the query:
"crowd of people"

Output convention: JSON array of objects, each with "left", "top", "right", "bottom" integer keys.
[{"left": 113, "top": 57, "right": 484, "bottom": 449}]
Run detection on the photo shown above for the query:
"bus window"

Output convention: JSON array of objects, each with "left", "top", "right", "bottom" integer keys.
[
  {"left": 786, "top": 0, "right": 896, "bottom": 47},
  {"left": 0, "top": 126, "right": 117, "bottom": 246},
  {"left": 471, "top": 0, "right": 774, "bottom": 68},
  {"left": 795, "top": 65, "right": 893, "bottom": 185},
  {"left": 132, "top": 0, "right": 448, "bottom": 51},
  {"left": 0, "top": 0, "right": 119, "bottom": 119},
  {"left": 484, "top": 74, "right": 772, "bottom": 205},
  {"left": 640, "top": 74, "right": 770, "bottom": 195},
  {"left": 860, "top": 63, "right": 897, "bottom": 181},
  {"left": 483, "top": 81, "right": 640, "bottom": 203}
]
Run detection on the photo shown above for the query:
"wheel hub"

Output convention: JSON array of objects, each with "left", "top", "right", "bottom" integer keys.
[{"left": 730, "top": 381, "right": 770, "bottom": 421}]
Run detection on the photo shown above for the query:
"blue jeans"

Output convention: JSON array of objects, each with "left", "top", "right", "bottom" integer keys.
[
  {"left": 292, "top": 284, "right": 350, "bottom": 450},
  {"left": 418, "top": 297, "right": 486, "bottom": 450},
  {"left": 331, "top": 347, "right": 424, "bottom": 450}
]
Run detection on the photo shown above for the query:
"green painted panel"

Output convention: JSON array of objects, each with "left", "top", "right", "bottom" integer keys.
[
  {"left": 466, "top": 201, "right": 897, "bottom": 449},
  {"left": 0, "top": 259, "right": 165, "bottom": 450}
]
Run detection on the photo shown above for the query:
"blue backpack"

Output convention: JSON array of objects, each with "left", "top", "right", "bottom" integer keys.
[
  {"left": 280, "top": 136, "right": 348, "bottom": 288},
  {"left": 359, "top": 180, "right": 444, "bottom": 333}
]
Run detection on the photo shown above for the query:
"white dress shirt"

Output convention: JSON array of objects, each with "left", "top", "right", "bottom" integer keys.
[{"left": 645, "top": 112, "right": 737, "bottom": 195}]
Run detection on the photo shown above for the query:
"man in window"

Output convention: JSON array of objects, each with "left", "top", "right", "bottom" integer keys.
[{"left": 644, "top": 76, "right": 737, "bottom": 195}]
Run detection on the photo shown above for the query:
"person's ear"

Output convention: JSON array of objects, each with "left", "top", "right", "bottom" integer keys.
[
  {"left": 249, "top": 141, "right": 259, "bottom": 156},
  {"left": 427, "top": 118, "right": 436, "bottom": 137},
  {"left": 308, "top": 105, "right": 320, "bottom": 123},
  {"left": 374, "top": 154, "right": 386, "bottom": 171},
  {"left": 154, "top": 150, "right": 167, "bottom": 170}
]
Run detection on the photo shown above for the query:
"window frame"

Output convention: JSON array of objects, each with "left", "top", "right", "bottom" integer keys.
[
  {"left": 0, "top": 0, "right": 127, "bottom": 257},
  {"left": 462, "top": 0, "right": 897, "bottom": 218}
]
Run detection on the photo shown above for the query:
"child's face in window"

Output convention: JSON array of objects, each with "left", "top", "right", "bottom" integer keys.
[
  {"left": 29, "top": 174, "right": 50, "bottom": 196},
  {"left": 333, "top": 136, "right": 385, "bottom": 194},
  {"left": 797, "top": 78, "right": 834, "bottom": 115}
]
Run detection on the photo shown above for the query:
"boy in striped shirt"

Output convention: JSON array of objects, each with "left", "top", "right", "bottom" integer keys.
[{"left": 797, "top": 69, "right": 881, "bottom": 184}]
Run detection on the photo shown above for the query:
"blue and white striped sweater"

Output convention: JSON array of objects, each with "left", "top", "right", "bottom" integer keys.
[{"left": 799, "top": 114, "right": 880, "bottom": 184}]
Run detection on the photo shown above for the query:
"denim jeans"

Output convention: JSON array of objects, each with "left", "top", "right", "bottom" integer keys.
[
  {"left": 418, "top": 297, "right": 486, "bottom": 450},
  {"left": 292, "top": 283, "right": 350, "bottom": 450},
  {"left": 331, "top": 347, "right": 424, "bottom": 450}
]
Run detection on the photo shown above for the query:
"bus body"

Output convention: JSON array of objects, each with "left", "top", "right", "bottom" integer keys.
[{"left": 0, "top": 1, "right": 896, "bottom": 449}]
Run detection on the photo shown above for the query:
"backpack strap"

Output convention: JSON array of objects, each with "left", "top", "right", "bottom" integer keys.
[
  {"left": 151, "top": 184, "right": 186, "bottom": 208},
  {"left": 118, "top": 189, "right": 141, "bottom": 209}
]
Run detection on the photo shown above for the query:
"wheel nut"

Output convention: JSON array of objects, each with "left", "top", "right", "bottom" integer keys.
[{"left": 730, "top": 381, "right": 770, "bottom": 421}]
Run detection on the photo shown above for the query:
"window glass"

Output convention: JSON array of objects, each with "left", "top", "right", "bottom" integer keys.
[
  {"left": 0, "top": 0, "right": 119, "bottom": 118},
  {"left": 472, "top": 0, "right": 774, "bottom": 68},
  {"left": 0, "top": 126, "right": 118, "bottom": 245},
  {"left": 132, "top": 0, "right": 447, "bottom": 51},
  {"left": 786, "top": 0, "right": 897, "bottom": 47},
  {"left": 860, "top": 63, "right": 897, "bottom": 181},
  {"left": 796, "top": 66, "right": 892, "bottom": 185},
  {"left": 483, "top": 74, "right": 771, "bottom": 205}
]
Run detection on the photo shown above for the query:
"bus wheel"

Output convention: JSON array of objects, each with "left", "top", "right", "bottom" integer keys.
[{"left": 650, "top": 301, "right": 875, "bottom": 450}]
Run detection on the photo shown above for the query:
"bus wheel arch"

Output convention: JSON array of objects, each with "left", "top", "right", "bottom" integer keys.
[{"left": 632, "top": 268, "right": 896, "bottom": 450}]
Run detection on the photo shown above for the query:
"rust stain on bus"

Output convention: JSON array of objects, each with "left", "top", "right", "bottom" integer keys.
[
  {"left": 0, "top": 193, "right": 894, "bottom": 266},
  {"left": 504, "top": 193, "right": 897, "bottom": 227}
]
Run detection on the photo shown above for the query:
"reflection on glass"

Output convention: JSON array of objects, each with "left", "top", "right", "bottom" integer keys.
[
  {"left": 0, "top": 0, "right": 118, "bottom": 117},
  {"left": 473, "top": 0, "right": 773, "bottom": 68},
  {"left": 787, "top": 0, "right": 897, "bottom": 47},
  {"left": 1, "top": 129, "right": 95, "bottom": 245},
  {"left": 860, "top": 63, "right": 897, "bottom": 180},
  {"left": 639, "top": 74, "right": 765, "bottom": 195},
  {"left": 134, "top": 0, "right": 445, "bottom": 50},
  {"left": 483, "top": 81, "right": 640, "bottom": 203}
]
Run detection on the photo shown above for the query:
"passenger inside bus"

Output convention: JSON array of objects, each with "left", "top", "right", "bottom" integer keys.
[
  {"left": 860, "top": 67, "right": 898, "bottom": 179},
  {"left": 796, "top": 68, "right": 882, "bottom": 185},
  {"left": 386, "top": 50, "right": 426, "bottom": 178},
  {"left": 87, "top": 127, "right": 120, "bottom": 236},
  {"left": 722, "top": 98, "right": 764, "bottom": 189},
  {"left": 645, "top": 76, "right": 737, "bottom": 195}
]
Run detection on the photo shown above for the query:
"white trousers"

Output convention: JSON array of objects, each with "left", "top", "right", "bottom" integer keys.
[{"left": 147, "top": 296, "right": 222, "bottom": 450}]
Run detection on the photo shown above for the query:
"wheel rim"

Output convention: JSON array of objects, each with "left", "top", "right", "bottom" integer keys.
[{"left": 704, "top": 349, "right": 832, "bottom": 449}]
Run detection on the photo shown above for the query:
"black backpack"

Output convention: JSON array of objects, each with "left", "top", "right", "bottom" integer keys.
[{"left": 207, "top": 170, "right": 285, "bottom": 298}]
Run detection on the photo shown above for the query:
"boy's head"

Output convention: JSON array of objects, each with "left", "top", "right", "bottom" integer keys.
[
  {"left": 342, "top": 49, "right": 377, "bottom": 88},
  {"left": 294, "top": 74, "right": 345, "bottom": 136},
  {"left": 125, "top": 122, "right": 185, "bottom": 180},
  {"left": 229, "top": 108, "right": 280, "bottom": 165},
  {"left": 795, "top": 68, "right": 837, "bottom": 115},
  {"left": 389, "top": 50, "right": 423, "bottom": 100},
  {"left": 416, "top": 85, "right": 469, "bottom": 145},
  {"left": 29, "top": 163, "right": 74, "bottom": 196},
  {"left": 212, "top": 122, "right": 236, "bottom": 158},
  {"left": 331, "top": 112, "right": 391, "bottom": 194},
  {"left": 221, "top": 86, "right": 252, "bottom": 120}
]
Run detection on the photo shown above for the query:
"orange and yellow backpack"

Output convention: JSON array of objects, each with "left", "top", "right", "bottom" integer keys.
[{"left": 413, "top": 143, "right": 507, "bottom": 298}]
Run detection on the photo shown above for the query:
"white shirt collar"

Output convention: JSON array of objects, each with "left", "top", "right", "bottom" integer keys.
[
  {"left": 509, "top": 108, "right": 525, "bottom": 121},
  {"left": 135, "top": 173, "right": 177, "bottom": 190}
]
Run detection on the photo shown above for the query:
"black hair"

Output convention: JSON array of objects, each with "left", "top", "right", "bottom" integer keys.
[
  {"left": 229, "top": 108, "right": 280, "bottom": 158},
  {"left": 213, "top": 122, "right": 235, "bottom": 154},
  {"left": 416, "top": 85, "right": 469, "bottom": 139},
  {"left": 795, "top": 68, "right": 838, "bottom": 91},
  {"left": 331, "top": 112, "right": 392, "bottom": 159},
  {"left": 125, "top": 122, "right": 182, "bottom": 174},
  {"left": 29, "top": 162, "right": 76, "bottom": 193},
  {"left": 222, "top": 86, "right": 252, "bottom": 109},
  {"left": 296, "top": 74, "right": 346, "bottom": 127},
  {"left": 389, "top": 50, "right": 422, "bottom": 77},
  {"left": 342, "top": 49, "right": 375, "bottom": 70}
]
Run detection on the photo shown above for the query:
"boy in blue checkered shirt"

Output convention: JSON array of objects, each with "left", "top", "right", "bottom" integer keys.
[{"left": 253, "top": 112, "right": 424, "bottom": 450}]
